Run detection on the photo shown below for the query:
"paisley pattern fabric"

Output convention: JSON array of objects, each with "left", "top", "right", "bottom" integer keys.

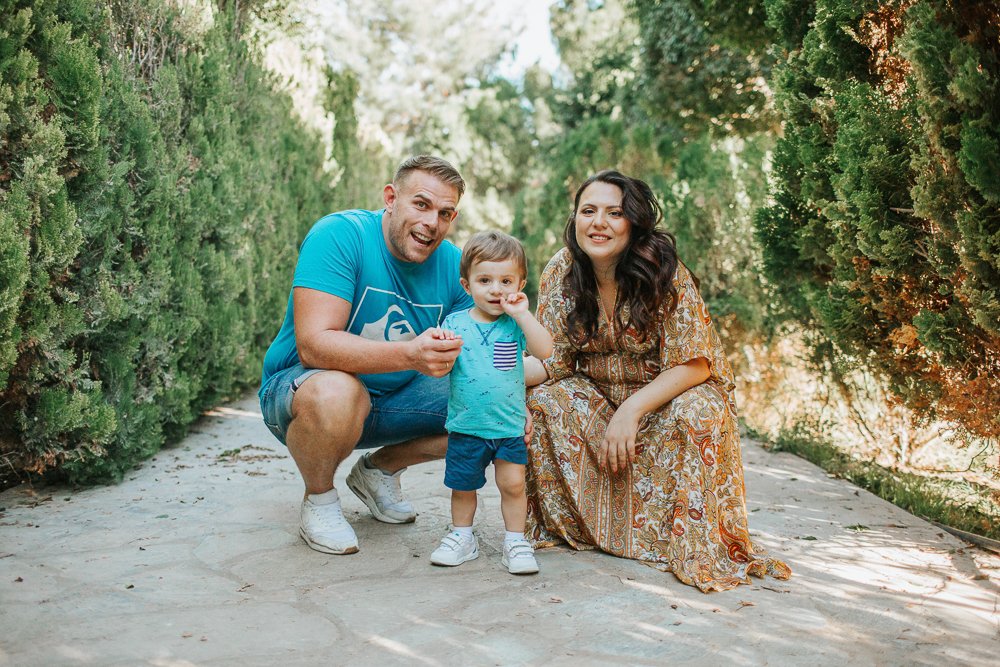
[{"left": 526, "top": 248, "right": 791, "bottom": 592}]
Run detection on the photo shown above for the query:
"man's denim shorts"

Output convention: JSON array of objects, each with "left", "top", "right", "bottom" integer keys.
[
  {"left": 444, "top": 431, "right": 527, "bottom": 491},
  {"left": 259, "top": 363, "right": 449, "bottom": 449}
]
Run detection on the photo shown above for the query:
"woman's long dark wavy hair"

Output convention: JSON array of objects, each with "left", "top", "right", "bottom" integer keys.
[{"left": 564, "top": 170, "right": 681, "bottom": 347}]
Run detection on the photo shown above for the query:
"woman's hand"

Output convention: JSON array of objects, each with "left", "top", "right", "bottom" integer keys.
[
  {"left": 596, "top": 358, "right": 710, "bottom": 472},
  {"left": 599, "top": 403, "right": 642, "bottom": 473}
]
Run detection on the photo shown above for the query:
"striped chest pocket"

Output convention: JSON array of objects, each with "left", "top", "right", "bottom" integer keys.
[{"left": 492, "top": 340, "right": 518, "bottom": 371}]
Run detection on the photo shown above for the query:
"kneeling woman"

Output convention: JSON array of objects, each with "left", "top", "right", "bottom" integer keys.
[{"left": 525, "top": 170, "right": 790, "bottom": 592}]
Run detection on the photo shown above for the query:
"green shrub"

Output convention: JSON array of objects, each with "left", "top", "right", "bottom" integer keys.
[
  {"left": 0, "top": 0, "right": 337, "bottom": 484},
  {"left": 757, "top": 0, "right": 1000, "bottom": 437}
]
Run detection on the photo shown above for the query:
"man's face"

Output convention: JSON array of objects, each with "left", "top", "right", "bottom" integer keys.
[{"left": 382, "top": 170, "right": 460, "bottom": 263}]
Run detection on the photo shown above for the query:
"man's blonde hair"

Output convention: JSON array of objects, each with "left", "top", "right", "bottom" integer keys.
[
  {"left": 460, "top": 231, "right": 527, "bottom": 280},
  {"left": 394, "top": 155, "right": 466, "bottom": 198}
]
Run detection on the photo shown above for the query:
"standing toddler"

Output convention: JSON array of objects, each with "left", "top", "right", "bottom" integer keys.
[{"left": 430, "top": 231, "right": 553, "bottom": 574}]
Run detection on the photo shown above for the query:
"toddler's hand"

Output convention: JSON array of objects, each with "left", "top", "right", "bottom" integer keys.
[
  {"left": 501, "top": 292, "right": 529, "bottom": 315},
  {"left": 412, "top": 328, "right": 462, "bottom": 377},
  {"left": 430, "top": 327, "right": 459, "bottom": 341}
]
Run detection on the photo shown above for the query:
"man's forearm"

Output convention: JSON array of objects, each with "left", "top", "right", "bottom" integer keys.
[{"left": 298, "top": 330, "right": 414, "bottom": 374}]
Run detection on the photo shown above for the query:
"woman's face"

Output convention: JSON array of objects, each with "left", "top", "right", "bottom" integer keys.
[{"left": 574, "top": 181, "right": 631, "bottom": 270}]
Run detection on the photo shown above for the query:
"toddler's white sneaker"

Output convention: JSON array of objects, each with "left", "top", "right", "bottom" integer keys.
[
  {"left": 502, "top": 538, "right": 539, "bottom": 574},
  {"left": 430, "top": 530, "right": 479, "bottom": 566}
]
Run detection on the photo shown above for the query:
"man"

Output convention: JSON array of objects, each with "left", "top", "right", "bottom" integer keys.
[{"left": 259, "top": 156, "right": 471, "bottom": 554}]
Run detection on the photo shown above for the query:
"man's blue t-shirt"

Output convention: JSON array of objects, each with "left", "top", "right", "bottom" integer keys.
[
  {"left": 260, "top": 209, "right": 472, "bottom": 397},
  {"left": 443, "top": 309, "right": 527, "bottom": 439}
]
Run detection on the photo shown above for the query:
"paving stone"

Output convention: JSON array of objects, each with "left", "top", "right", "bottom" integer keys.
[{"left": 0, "top": 394, "right": 997, "bottom": 666}]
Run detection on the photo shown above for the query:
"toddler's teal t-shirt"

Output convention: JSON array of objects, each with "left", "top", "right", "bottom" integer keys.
[{"left": 443, "top": 309, "right": 527, "bottom": 439}]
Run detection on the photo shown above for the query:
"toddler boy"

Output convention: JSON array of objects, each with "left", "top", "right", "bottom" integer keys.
[{"left": 430, "top": 231, "right": 553, "bottom": 574}]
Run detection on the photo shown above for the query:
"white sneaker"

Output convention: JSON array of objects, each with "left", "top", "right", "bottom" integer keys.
[
  {"left": 502, "top": 539, "right": 539, "bottom": 575},
  {"left": 299, "top": 494, "right": 358, "bottom": 555},
  {"left": 346, "top": 454, "right": 416, "bottom": 524},
  {"left": 430, "top": 531, "right": 479, "bottom": 567}
]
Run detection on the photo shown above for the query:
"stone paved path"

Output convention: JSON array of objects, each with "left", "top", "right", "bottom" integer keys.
[{"left": 1, "top": 394, "right": 998, "bottom": 666}]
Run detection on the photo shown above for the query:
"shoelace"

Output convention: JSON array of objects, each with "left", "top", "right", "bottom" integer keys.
[
  {"left": 505, "top": 540, "right": 534, "bottom": 560},
  {"left": 308, "top": 502, "right": 350, "bottom": 530},
  {"left": 374, "top": 468, "right": 406, "bottom": 505}
]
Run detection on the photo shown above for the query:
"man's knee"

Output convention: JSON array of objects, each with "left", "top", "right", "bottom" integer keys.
[{"left": 293, "top": 371, "right": 370, "bottom": 428}]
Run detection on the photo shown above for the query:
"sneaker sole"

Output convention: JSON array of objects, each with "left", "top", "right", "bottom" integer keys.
[
  {"left": 502, "top": 555, "right": 539, "bottom": 575},
  {"left": 299, "top": 527, "right": 359, "bottom": 555},
  {"left": 345, "top": 471, "right": 416, "bottom": 525},
  {"left": 430, "top": 547, "right": 480, "bottom": 567}
]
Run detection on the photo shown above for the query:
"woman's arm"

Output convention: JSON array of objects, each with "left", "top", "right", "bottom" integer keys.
[
  {"left": 600, "top": 357, "right": 710, "bottom": 473},
  {"left": 599, "top": 261, "right": 721, "bottom": 472},
  {"left": 524, "top": 355, "right": 548, "bottom": 387}
]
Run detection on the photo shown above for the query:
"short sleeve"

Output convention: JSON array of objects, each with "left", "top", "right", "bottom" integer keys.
[
  {"left": 660, "top": 263, "right": 714, "bottom": 371},
  {"left": 536, "top": 249, "right": 577, "bottom": 382},
  {"left": 292, "top": 215, "right": 362, "bottom": 302}
]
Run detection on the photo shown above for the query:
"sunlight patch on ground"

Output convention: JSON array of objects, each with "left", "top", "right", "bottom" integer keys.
[
  {"left": 202, "top": 406, "right": 261, "bottom": 419},
  {"left": 365, "top": 635, "right": 440, "bottom": 666}
]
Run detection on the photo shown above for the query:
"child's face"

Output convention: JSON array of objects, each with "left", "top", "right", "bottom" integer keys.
[{"left": 461, "top": 258, "right": 526, "bottom": 318}]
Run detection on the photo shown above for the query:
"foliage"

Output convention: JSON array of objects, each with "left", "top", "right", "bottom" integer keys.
[
  {"left": 631, "top": 0, "right": 778, "bottom": 135},
  {"left": 6, "top": 0, "right": 998, "bottom": 492},
  {"left": 322, "top": 66, "right": 393, "bottom": 209},
  {"left": 498, "top": 0, "right": 781, "bottom": 357},
  {"left": 756, "top": 0, "right": 1000, "bottom": 437},
  {"left": 0, "top": 0, "right": 335, "bottom": 483},
  {"left": 505, "top": 1, "right": 659, "bottom": 296}
]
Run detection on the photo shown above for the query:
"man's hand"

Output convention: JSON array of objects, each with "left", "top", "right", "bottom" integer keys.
[
  {"left": 501, "top": 292, "right": 530, "bottom": 316},
  {"left": 410, "top": 328, "right": 463, "bottom": 377}
]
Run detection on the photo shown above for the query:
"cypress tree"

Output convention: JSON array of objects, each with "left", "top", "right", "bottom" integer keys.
[
  {"left": 0, "top": 0, "right": 339, "bottom": 483},
  {"left": 757, "top": 0, "right": 1000, "bottom": 437}
]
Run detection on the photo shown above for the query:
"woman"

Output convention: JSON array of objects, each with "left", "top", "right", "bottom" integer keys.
[{"left": 525, "top": 170, "right": 790, "bottom": 592}]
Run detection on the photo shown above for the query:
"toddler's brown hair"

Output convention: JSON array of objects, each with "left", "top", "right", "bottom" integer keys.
[{"left": 460, "top": 231, "right": 527, "bottom": 281}]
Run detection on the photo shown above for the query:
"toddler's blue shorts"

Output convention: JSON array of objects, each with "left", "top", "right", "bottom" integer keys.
[{"left": 445, "top": 431, "right": 527, "bottom": 491}]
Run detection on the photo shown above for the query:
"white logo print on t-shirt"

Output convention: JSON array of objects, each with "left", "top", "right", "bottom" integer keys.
[
  {"left": 350, "top": 287, "right": 444, "bottom": 343},
  {"left": 360, "top": 305, "right": 415, "bottom": 341}
]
